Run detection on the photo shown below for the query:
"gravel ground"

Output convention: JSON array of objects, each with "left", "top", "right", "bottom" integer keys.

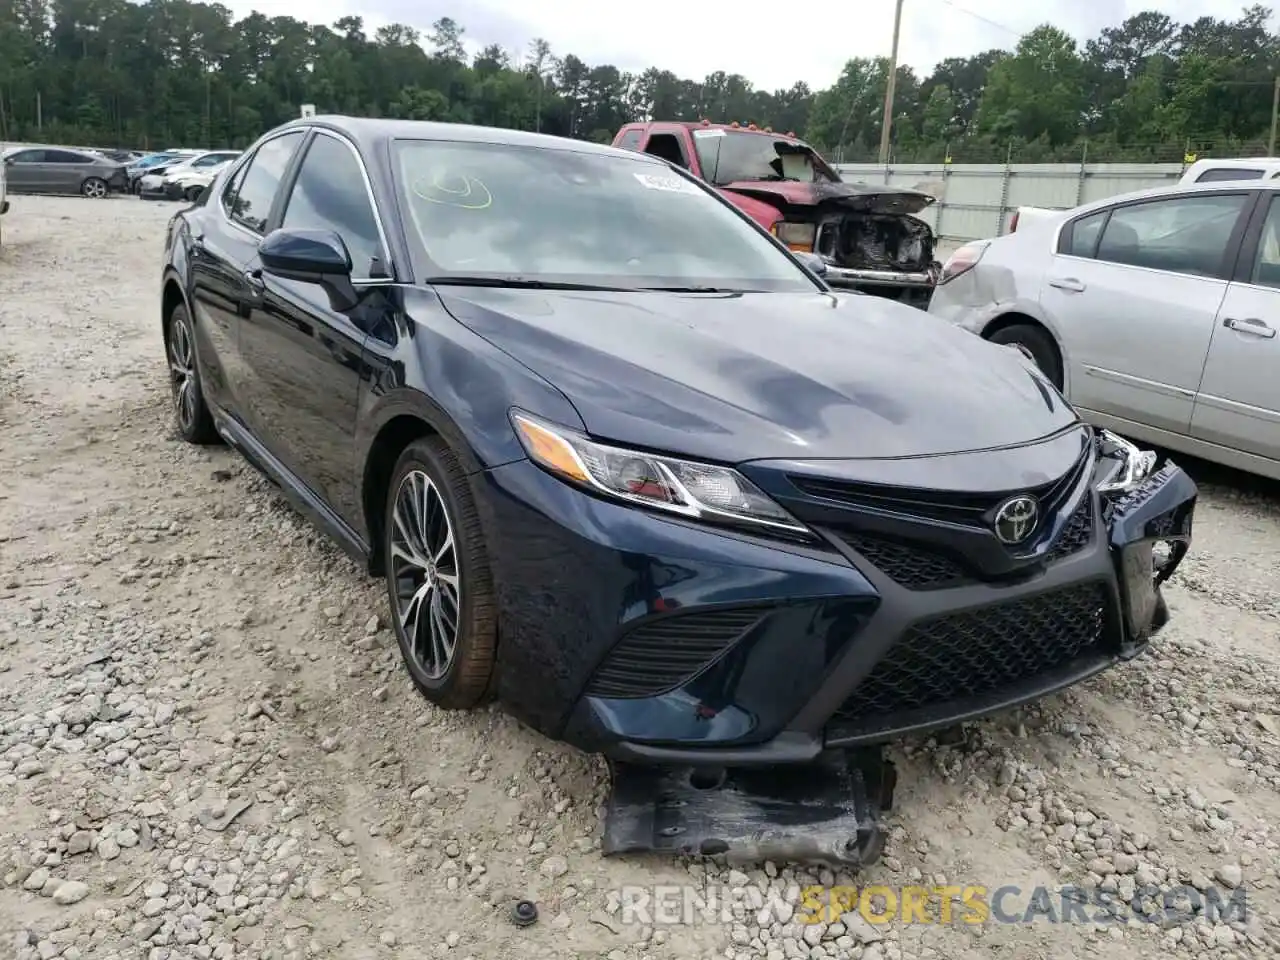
[{"left": 1, "top": 195, "right": 1279, "bottom": 960}]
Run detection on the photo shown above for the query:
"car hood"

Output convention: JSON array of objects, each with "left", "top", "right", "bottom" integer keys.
[
  {"left": 718, "top": 180, "right": 936, "bottom": 215},
  {"left": 434, "top": 287, "right": 1078, "bottom": 463}
]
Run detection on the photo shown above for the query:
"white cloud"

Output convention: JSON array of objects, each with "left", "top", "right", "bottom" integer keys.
[{"left": 221, "top": 0, "right": 1266, "bottom": 91}]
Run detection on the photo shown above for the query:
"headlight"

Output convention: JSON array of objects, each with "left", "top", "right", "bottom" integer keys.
[
  {"left": 510, "top": 410, "right": 811, "bottom": 537},
  {"left": 771, "top": 221, "right": 816, "bottom": 252}
]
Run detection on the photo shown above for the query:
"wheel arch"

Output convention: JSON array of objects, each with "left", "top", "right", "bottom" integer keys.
[
  {"left": 977, "top": 312, "right": 1070, "bottom": 394},
  {"left": 358, "top": 392, "right": 491, "bottom": 578}
]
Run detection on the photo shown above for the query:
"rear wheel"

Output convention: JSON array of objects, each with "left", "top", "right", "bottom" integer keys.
[
  {"left": 184, "top": 185, "right": 203, "bottom": 202},
  {"left": 988, "top": 323, "right": 1063, "bottom": 389},
  {"left": 384, "top": 437, "right": 497, "bottom": 709},
  {"left": 166, "top": 302, "right": 218, "bottom": 444},
  {"left": 81, "top": 177, "right": 107, "bottom": 199}
]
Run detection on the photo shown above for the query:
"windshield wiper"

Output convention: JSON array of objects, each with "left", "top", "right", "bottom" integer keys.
[{"left": 427, "top": 275, "right": 627, "bottom": 292}]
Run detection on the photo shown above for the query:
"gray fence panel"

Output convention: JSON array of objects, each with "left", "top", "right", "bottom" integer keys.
[{"left": 834, "top": 162, "right": 1187, "bottom": 245}]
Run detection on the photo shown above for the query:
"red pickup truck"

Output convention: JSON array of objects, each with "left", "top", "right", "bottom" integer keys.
[{"left": 612, "top": 120, "right": 940, "bottom": 306}]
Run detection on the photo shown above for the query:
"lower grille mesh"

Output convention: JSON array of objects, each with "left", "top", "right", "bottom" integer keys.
[
  {"left": 1046, "top": 497, "right": 1094, "bottom": 562},
  {"left": 832, "top": 581, "right": 1109, "bottom": 722},
  {"left": 585, "top": 607, "right": 768, "bottom": 699}
]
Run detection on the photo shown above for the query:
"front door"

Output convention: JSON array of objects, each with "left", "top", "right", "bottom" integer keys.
[
  {"left": 1191, "top": 193, "right": 1280, "bottom": 462},
  {"left": 1041, "top": 191, "right": 1251, "bottom": 434},
  {"left": 241, "top": 129, "right": 395, "bottom": 527},
  {"left": 3, "top": 150, "right": 51, "bottom": 192}
]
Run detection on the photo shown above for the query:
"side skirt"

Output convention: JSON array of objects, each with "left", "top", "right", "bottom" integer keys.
[{"left": 209, "top": 404, "right": 372, "bottom": 571}]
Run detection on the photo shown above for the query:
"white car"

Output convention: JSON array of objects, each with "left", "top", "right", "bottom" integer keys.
[
  {"left": 927, "top": 179, "right": 1280, "bottom": 481},
  {"left": 139, "top": 150, "right": 240, "bottom": 199},
  {"left": 1179, "top": 157, "right": 1280, "bottom": 185}
]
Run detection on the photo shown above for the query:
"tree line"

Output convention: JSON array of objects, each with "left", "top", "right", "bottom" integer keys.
[{"left": 1, "top": 0, "right": 1278, "bottom": 164}]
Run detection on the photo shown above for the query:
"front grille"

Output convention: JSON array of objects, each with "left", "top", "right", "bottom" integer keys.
[
  {"left": 832, "top": 580, "right": 1109, "bottom": 722},
  {"left": 1045, "top": 496, "right": 1094, "bottom": 562},
  {"left": 837, "top": 532, "right": 969, "bottom": 590},
  {"left": 584, "top": 607, "right": 769, "bottom": 699}
]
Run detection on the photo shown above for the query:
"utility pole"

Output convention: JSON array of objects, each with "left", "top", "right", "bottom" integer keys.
[
  {"left": 878, "top": 0, "right": 904, "bottom": 164},
  {"left": 1270, "top": 74, "right": 1279, "bottom": 156}
]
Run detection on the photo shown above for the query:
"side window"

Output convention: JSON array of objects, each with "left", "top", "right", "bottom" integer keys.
[
  {"left": 1196, "top": 168, "right": 1263, "bottom": 183},
  {"left": 1062, "top": 210, "right": 1108, "bottom": 258},
  {"left": 615, "top": 129, "right": 644, "bottom": 151},
  {"left": 280, "top": 133, "right": 384, "bottom": 280},
  {"left": 643, "top": 133, "right": 688, "bottom": 168},
  {"left": 224, "top": 132, "right": 304, "bottom": 234},
  {"left": 45, "top": 150, "right": 86, "bottom": 164},
  {"left": 1094, "top": 194, "right": 1247, "bottom": 277},
  {"left": 7, "top": 150, "right": 45, "bottom": 163},
  {"left": 1249, "top": 197, "right": 1280, "bottom": 289}
]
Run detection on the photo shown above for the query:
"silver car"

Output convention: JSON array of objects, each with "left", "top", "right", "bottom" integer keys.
[
  {"left": 1, "top": 145, "right": 129, "bottom": 198},
  {"left": 927, "top": 180, "right": 1280, "bottom": 481}
]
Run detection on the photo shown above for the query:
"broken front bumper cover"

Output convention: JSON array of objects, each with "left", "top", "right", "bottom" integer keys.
[{"left": 600, "top": 430, "right": 1194, "bottom": 867}]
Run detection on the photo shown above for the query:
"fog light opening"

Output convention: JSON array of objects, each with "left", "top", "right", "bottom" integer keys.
[{"left": 1152, "top": 540, "right": 1174, "bottom": 577}]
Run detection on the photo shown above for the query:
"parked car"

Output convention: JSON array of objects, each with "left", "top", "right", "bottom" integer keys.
[
  {"left": 1179, "top": 156, "right": 1280, "bottom": 184},
  {"left": 928, "top": 180, "right": 1280, "bottom": 481},
  {"left": 0, "top": 145, "right": 129, "bottom": 197},
  {"left": 126, "top": 150, "right": 201, "bottom": 193},
  {"left": 159, "top": 116, "right": 1195, "bottom": 770},
  {"left": 139, "top": 150, "right": 240, "bottom": 200},
  {"left": 612, "top": 120, "right": 940, "bottom": 307},
  {"left": 161, "top": 162, "right": 232, "bottom": 202}
]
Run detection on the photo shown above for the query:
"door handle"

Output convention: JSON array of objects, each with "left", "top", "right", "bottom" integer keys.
[
  {"left": 1223, "top": 316, "right": 1277, "bottom": 339},
  {"left": 1048, "top": 277, "right": 1086, "bottom": 293}
]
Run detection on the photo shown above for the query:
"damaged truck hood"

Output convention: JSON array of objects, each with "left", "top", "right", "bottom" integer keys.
[
  {"left": 719, "top": 180, "right": 937, "bottom": 216},
  {"left": 433, "top": 287, "right": 1077, "bottom": 464}
]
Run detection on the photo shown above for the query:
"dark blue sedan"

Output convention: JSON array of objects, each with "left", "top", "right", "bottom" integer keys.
[{"left": 159, "top": 115, "right": 1196, "bottom": 769}]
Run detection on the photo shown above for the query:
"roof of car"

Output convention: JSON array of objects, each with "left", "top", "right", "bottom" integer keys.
[
  {"left": 1075, "top": 176, "right": 1280, "bottom": 210},
  {"left": 280, "top": 115, "right": 657, "bottom": 162}
]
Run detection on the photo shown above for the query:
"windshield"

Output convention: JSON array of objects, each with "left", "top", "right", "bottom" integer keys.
[
  {"left": 392, "top": 139, "right": 820, "bottom": 293},
  {"left": 692, "top": 130, "right": 839, "bottom": 185}
]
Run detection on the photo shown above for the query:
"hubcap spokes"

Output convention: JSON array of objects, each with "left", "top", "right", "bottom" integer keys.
[
  {"left": 390, "top": 469, "right": 461, "bottom": 680},
  {"left": 167, "top": 320, "right": 196, "bottom": 430}
]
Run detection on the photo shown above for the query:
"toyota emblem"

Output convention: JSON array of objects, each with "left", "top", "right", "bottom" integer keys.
[{"left": 993, "top": 495, "right": 1039, "bottom": 545}]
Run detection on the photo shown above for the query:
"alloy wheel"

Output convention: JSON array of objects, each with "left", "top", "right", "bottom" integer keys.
[
  {"left": 83, "top": 179, "right": 107, "bottom": 199},
  {"left": 167, "top": 315, "right": 196, "bottom": 432},
  {"left": 390, "top": 469, "right": 462, "bottom": 680}
]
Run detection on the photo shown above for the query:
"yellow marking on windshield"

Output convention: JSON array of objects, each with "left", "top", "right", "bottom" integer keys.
[{"left": 411, "top": 172, "right": 493, "bottom": 210}]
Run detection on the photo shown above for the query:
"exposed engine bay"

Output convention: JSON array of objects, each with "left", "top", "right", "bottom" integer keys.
[{"left": 818, "top": 213, "right": 935, "bottom": 273}]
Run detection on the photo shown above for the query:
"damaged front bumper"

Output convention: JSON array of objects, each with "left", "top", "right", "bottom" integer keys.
[{"left": 595, "top": 430, "right": 1194, "bottom": 867}]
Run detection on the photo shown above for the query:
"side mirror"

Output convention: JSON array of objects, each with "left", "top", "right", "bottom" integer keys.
[
  {"left": 795, "top": 251, "right": 828, "bottom": 278},
  {"left": 259, "top": 227, "right": 359, "bottom": 311}
]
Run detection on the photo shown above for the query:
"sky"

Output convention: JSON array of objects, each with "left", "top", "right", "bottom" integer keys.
[{"left": 221, "top": 0, "right": 1269, "bottom": 91}]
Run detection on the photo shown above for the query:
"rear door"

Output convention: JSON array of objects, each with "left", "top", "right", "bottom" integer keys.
[
  {"left": 1190, "top": 191, "right": 1280, "bottom": 462},
  {"left": 188, "top": 130, "right": 307, "bottom": 420},
  {"left": 43, "top": 149, "right": 94, "bottom": 192},
  {"left": 1041, "top": 190, "right": 1252, "bottom": 434}
]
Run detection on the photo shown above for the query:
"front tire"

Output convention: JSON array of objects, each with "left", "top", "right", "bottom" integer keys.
[
  {"left": 165, "top": 302, "right": 218, "bottom": 444},
  {"left": 384, "top": 437, "right": 497, "bottom": 709},
  {"left": 988, "top": 323, "right": 1063, "bottom": 390},
  {"left": 81, "top": 177, "right": 108, "bottom": 199}
]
